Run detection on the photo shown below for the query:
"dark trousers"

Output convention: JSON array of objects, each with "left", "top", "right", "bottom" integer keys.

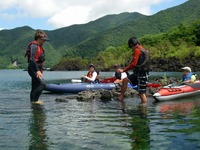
[{"left": 28, "top": 63, "right": 45, "bottom": 102}]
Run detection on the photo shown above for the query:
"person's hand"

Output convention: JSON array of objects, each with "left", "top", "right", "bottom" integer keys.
[
  {"left": 118, "top": 68, "right": 124, "bottom": 73},
  {"left": 82, "top": 76, "right": 86, "bottom": 79},
  {"left": 36, "top": 71, "right": 43, "bottom": 78}
]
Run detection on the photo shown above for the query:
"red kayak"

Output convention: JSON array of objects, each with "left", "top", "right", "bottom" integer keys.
[
  {"left": 101, "top": 77, "right": 116, "bottom": 83},
  {"left": 154, "top": 81, "right": 200, "bottom": 101},
  {"left": 102, "top": 77, "right": 161, "bottom": 88}
]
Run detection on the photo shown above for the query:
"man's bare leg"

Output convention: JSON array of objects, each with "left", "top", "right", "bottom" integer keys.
[
  {"left": 139, "top": 94, "right": 147, "bottom": 103},
  {"left": 118, "top": 78, "right": 129, "bottom": 101}
]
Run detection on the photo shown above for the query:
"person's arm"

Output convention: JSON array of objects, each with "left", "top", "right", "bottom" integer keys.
[
  {"left": 121, "top": 72, "right": 127, "bottom": 79},
  {"left": 29, "top": 44, "right": 40, "bottom": 71},
  {"left": 114, "top": 79, "right": 123, "bottom": 84},
  {"left": 123, "top": 49, "right": 141, "bottom": 72},
  {"left": 84, "top": 72, "right": 97, "bottom": 82},
  {"left": 186, "top": 75, "right": 196, "bottom": 83},
  {"left": 183, "top": 75, "right": 196, "bottom": 83}
]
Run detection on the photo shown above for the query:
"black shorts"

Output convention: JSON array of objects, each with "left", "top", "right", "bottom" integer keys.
[{"left": 127, "top": 72, "right": 148, "bottom": 94}]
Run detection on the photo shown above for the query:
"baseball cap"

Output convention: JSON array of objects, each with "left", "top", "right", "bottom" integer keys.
[
  {"left": 181, "top": 67, "right": 192, "bottom": 72},
  {"left": 35, "top": 30, "right": 50, "bottom": 41}
]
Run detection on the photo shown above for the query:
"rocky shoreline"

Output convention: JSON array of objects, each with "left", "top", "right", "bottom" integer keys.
[
  {"left": 52, "top": 56, "right": 200, "bottom": 72},
  {"left": 55, "top": 88, "right": 139, "bottom": 103},
  {"left": 54, "top": 77, "right": 177, "bottom": 102},
  {"left": 151, "top": 56, "right": 200, "bottom": 72}
]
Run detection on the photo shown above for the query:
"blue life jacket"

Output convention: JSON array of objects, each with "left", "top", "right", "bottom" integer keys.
[{"left": 182, "top": 72, "right": 193, "bottom": 81}]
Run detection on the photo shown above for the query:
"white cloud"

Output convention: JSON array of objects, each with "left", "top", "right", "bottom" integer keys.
[
  {"left": 0, "top": 0, "right": 168, "bottom": 28},
  {"left": 48, "top": 6, "right": 91, "bottom": 28}
]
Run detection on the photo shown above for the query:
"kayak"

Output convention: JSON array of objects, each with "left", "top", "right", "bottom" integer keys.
[
  {"left": 102, "top": 77, "right": 116, "bottom": 83},
  {"left": 153, "top": 82, "right": 200, "bottom": 101},
  {"left": 102, "top": 77, "right": 161, "bottom": 88},
  {"left": 44, "top": 82, "right": 138, "bottom": 94}
]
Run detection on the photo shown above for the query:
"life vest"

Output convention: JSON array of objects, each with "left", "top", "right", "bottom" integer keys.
[
  {"left": 182, "top": 72, "right": 195, "bottom": 81},
  {"left": 25, "top": 41, "right": 45, "bottom": 63},
  {"left": 136, "top": 48, "right": 150, "bottom": 72},
  {"left": 86, "top": 70, "right": 99, "bottom": 83},
  {"left": 86, "top": 71, "right": 93, "bottom": 82}
]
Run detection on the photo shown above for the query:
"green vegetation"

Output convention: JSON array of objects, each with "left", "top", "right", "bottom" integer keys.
[
  {"left": 141, "top": 20, "right": 200, "bottom": 59},
  {"left": 0, "top": 0, "right": 200, "bottom": 70},
  {"left": 66, "top": 0, "right": 200, "bottom": 58},
  {"left": 56, "top": 19, "right": 200, "bottom": 71}
]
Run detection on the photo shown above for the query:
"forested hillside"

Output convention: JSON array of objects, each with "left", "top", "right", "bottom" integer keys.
[
  {"left": 0, "top": 0, "right": 199, "bottom": 70},
  {"left": 65, "top": 0, "right": 200, "bottom": 58},
  {"left": 0, "top": 12, "right": 145, "bottom": 69},
  {"left": 53, "top": 20, "right": 200, "bottom": 71}
]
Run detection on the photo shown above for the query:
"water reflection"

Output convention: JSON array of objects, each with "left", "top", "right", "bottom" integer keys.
[
  {"left": 29, "top": 104, "right": 48, "bottom": 150},
  {"left": 156, "top": 100, "right": 199, "bottom": 114},
  {"left": 153, "top": 99, "right": 200, "bottom": 149},
  {"left": 120, "top": 102, "right": 150, "bottom": 149}
]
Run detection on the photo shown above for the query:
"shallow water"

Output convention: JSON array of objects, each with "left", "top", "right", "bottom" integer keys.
[{"left": 0, "top": 70, "right": 200, "bottom": 150}]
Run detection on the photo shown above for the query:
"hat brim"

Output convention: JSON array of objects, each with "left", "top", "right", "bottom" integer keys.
[
  {"left": 41, "top": 37, "right": 50, "bottom": 41},
  {"left": 181, "top": 68, "right": 191, "bottom": 72}
]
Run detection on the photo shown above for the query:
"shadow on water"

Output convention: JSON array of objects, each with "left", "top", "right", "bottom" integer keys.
[
  {"left": 120, "top": 101, "right": 151, "bottom": 150},
  {"left": 29, "top": 104, "right": 48, "bottom": 150}
]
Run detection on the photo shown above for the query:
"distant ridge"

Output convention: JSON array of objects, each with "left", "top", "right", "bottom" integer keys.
[{"left": 0, "top": 0, "right": 199, "bottom": 69}]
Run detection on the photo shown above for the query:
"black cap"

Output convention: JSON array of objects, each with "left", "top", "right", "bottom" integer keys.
[{"left": 89, "top": 64, "right": 95, "bottom": 68}]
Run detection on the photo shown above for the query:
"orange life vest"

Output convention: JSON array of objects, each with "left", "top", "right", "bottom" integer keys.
[
  {"left": 25, "top": 41, "right": 45, "bottom": 63},
  {"left": 86, "top": 71, "right": 93, "bottom": 82}
]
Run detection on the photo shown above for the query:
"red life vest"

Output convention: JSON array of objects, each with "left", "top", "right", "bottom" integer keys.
[
  {"left": 85, "top": 71, "right": 93, "bottom": 82},
  {"left": 25, "top": 41, "right": 45, "bottom": 63}
]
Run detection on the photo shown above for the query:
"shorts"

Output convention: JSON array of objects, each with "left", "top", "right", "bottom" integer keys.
[{"left": 127, "top": 72, "right": 148, "bottom": 94}]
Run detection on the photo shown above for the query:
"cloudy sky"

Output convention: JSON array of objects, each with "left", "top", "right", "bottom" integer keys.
[{"left": 0, "top": 0, "right": 187, "bottom": 30}]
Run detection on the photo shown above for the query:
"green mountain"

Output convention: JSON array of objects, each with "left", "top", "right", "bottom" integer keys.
[
  {"left": 67, "top": 0, "right": 200, "bottom": 58},
  {"left": 0, "top": 0, "right": 199, "bottom": 69},
  {"left": 0, "top": 12, "right": 145, "bottom": 69},
  {"left": 47, "top": 12, "right": 145, "bottom": 49}
]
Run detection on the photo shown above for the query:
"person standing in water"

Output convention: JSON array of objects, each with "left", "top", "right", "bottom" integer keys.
[
  {"left": 25, "top": 30, "right": 50, "bottom": 104},
  {"left": 118, "top": 37, "right": 150, "bottom": 104}
]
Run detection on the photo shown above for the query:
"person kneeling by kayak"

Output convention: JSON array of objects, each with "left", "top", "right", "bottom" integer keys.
[
  {"left": 181, "top": 67, "right": 196, "bottom": 83},
  {"left": 113, "top": 64, "right": 129, "bottom": 84},
  {"left": 82, "top": 64, "right": 100, "bottom": 83}
]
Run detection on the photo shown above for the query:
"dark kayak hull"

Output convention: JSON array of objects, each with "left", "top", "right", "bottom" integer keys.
[{"left": 44, "top": 83, "right": 117, "bottom": 93}]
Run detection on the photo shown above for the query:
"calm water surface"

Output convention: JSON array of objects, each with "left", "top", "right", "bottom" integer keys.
[{"left": 0, "top": 70, "right": 200, "bottom": 150}]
